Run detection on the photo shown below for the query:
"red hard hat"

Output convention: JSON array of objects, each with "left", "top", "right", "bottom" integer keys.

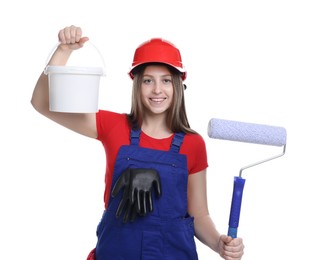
[{"left": 129, "top": 38, "right": 186, "bottom": 81}]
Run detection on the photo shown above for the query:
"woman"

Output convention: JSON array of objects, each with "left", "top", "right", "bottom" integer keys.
[{"left": 31, "top": 25, "right": 244, "bottom": 259}]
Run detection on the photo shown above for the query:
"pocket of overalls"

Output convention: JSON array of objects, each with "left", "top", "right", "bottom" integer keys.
[
  {"left": 165, "top": 217, "right": 198, "bottom": 259},
  {"left": 142, "top": 230, "right": 163, "bottom": 260}
]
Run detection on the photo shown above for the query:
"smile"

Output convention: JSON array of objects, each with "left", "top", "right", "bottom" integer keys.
[{"left": 150, "top": 98, "right": 166, "bottom": 103}]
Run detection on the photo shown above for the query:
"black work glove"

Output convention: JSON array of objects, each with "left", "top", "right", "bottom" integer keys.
[{"left": 111, "top": 168, "right": 161, "bottom": 223}]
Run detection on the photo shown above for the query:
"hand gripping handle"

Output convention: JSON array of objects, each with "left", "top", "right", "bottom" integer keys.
[
  {"left": 44, "top": 41, "right": 106, "bottom": 75},
  {"left": 228, "top": 176, "right": 246, "bottom": 238}
]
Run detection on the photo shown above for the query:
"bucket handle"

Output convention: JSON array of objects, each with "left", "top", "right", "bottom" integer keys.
[{"left": 44, "top": 41, "right": 106, "bottom": 76}]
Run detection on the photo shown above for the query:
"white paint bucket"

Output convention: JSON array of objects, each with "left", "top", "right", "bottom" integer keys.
[
  {"left": 44, "top": 43, "right": 106, "bottom": 113},
  {"left": 45, "top": 66, "right": 104, "bottom": 113}
]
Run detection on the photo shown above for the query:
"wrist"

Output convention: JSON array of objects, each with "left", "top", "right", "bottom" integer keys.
[{"left": 48, "top": 45, "right": 73, "bottom": 66}]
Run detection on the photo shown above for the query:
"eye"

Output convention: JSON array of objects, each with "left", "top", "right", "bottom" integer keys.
[
  {"left": 163, "top": 78, "right": 172, "bottom": 84},
  {"left": 143, "top": 78, "right": 153, "bottom": 84}
]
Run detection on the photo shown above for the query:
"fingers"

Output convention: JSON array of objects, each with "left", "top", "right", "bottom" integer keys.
[
  {"left": 154, "top": 178, "right": 161, "bottom": 196},
  {"left": 58, "top": 25, "right": 80, "bottom": 44},
  {"left": 58, "top": 25, "right": 89, "bottom": 48},
  {"left": 116, "top": 191, "right": 129, "bottom": 218},
  {"left": 147, "top": 191, "right": 153, "bottom": 212},
  {"left": 142, "top": 192, "right": 147, "bottom": 215},
  {"left": 132, "top": 190, "right": 152, "bottom": 216},
  {"left": 135, "top": 190, "right": 147, "bottom": 216},
  {"left": 113, "top": 168, "right": 161, "bottom": 222},
  {"left": 111, "top": 178, "right": 122, "bottom": 197},
  {"left": 123, "top": 200, "right": 132, "bottom": 223},
  {"left": 112, "top": 169, "right": 129, "bottom": 197},
  {"left": 135, "top": 188, "right": 141, "bottom": 213},
  {"left": 219, "top": 236, "right": 244, "bottom": 259}
]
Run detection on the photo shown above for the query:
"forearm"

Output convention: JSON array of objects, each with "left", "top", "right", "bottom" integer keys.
[
  {"left": 48, "top": 46, "right": 73, "bottom": 66},
  {"left": 194, "top": 214, "right": 221, "bottom": 254},
  {"left": 187, "top": 171, "right": 221, "bottom": 253}
]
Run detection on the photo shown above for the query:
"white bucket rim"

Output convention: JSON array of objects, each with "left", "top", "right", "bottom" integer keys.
[{"left": 45, "top": 65, "right": 104, "bottom": 76}]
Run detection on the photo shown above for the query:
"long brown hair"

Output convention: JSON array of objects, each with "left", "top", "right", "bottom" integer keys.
[{"left": 127, "top": 63, "right": 196, "bottom": 134}]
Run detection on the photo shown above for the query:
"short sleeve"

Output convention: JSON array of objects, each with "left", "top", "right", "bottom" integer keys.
[{"left": 180, "top": 133, "right": 208, "bottom": 174}]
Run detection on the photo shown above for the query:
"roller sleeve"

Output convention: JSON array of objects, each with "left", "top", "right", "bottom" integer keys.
[{"left": 208, "top": 118, "right": 287, "bottom": 146}]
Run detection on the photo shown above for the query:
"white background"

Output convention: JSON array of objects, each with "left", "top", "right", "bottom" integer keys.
[{"left": 1, "top": 0, "right": 311, "bottom": 259}]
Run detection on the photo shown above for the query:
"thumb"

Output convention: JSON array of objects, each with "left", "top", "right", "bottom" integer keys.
[
  {"left": 111, "top": 169, "right": 129, "bottom": 197},
  {"left": 220, "top": 234, "right": 233, "bottom": 244},
  {"left": 78, "top": 36, "right": 89, "bottom": 47},
  {"left": 154, "top": 179, "right": 161, "bottom": 196}
]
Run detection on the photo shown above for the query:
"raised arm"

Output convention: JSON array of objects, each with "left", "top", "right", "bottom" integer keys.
[{"left": 31, "top": 25, "right": 97, "bottom": 138}]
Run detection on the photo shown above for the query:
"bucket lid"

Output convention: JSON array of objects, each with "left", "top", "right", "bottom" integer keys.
[{"left": 44, "top": 65, "right": 104, "bottom": 76}]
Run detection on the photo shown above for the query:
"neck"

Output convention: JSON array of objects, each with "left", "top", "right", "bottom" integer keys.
[{"left": 141, "top": 114, "right": 172, "bottom": 139}]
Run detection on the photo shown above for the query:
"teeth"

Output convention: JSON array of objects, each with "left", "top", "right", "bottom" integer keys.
[{"left": 151, "top": 98, "right": 164, "bottom": 102}]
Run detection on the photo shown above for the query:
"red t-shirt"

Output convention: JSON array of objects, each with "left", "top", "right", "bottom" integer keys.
[{"left": 96, "top": 110, "right": 208, "bottom": 209}]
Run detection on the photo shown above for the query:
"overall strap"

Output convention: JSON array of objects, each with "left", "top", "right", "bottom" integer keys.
[
  {"left": 170, "top": 132, "right": 186, "bottom": 153},
  {"left": 130, "top": 128, "right": 141, "bottom": 145}
]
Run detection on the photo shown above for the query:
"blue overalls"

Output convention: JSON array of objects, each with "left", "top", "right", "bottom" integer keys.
[{"left": 95, "top": 129, "right": 198, "bottom": 259}]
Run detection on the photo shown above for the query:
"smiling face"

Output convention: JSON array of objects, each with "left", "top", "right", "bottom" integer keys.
[{"left": 140, "top": 64, "right": 174, "bottom": 116}]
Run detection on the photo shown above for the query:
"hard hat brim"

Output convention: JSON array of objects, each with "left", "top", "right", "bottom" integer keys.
[{"left": 129, "top": 62, "right": 186, "bottom": 81}]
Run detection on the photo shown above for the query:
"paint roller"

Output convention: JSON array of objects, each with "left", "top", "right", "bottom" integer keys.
[{"left": 207, "top": 118, "right": 287, "bottom": 238}]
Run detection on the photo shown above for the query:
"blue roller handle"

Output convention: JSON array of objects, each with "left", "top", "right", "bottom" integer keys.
[{"left": 228, "top": 176, "right": 246, "bottom": 238}]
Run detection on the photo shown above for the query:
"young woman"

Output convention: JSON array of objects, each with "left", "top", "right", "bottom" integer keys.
[{"left": 31, "top": 25, "right": 244, "bottom": 260}]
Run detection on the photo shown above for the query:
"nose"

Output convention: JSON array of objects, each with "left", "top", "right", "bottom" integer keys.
[{"left": 152, "top": 80, "right": 162, "bottom": 94}]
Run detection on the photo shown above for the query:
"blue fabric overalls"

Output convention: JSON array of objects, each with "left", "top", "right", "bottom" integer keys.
[{"left": 95, "top": 129, "right": 198, "bottom": 260}]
